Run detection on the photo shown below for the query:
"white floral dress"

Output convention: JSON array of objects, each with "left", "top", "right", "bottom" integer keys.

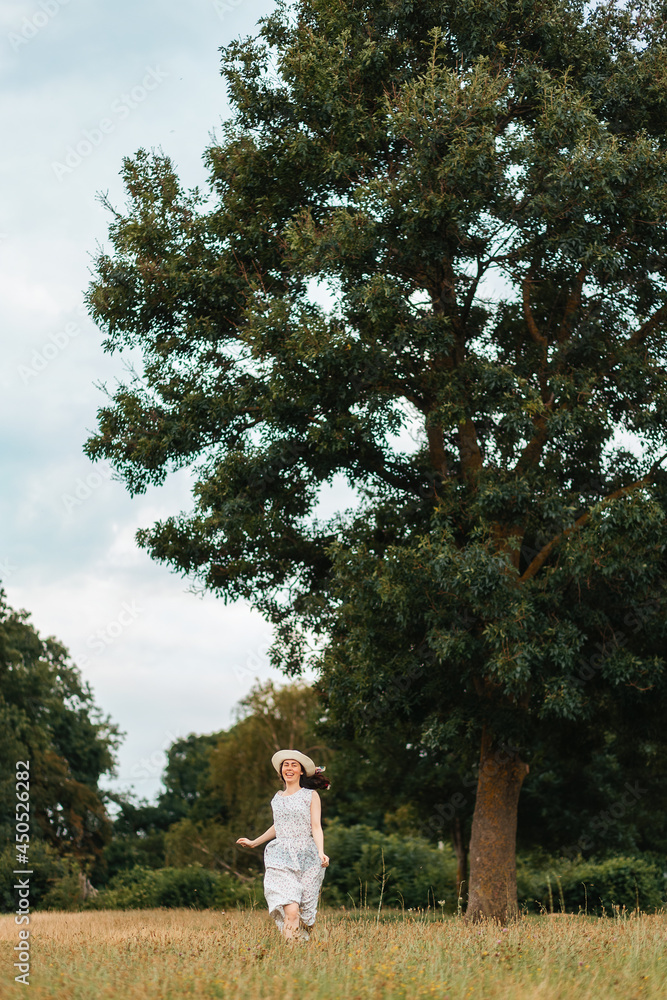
[{"left": 263, "top": 786, "right": 325, "bottom": 938}]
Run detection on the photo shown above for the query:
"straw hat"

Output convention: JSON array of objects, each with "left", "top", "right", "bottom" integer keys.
[{"left": 271, "top": 749, "right": 317, "bottom": 777}]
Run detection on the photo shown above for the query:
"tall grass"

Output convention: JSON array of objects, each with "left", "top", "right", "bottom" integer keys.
[{"left": 0, "top": 908, "right": 665, "bottom": 998}]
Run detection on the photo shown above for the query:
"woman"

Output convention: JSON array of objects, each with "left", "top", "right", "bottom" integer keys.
[{"left": 236, "top": 749, "right": 330, "bottom": 941}]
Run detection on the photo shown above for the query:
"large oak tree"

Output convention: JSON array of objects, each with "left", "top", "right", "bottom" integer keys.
[{"left": 85, "top": 0, "right": 667, "bottom": 919}]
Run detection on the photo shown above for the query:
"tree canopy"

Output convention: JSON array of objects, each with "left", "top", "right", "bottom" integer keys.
[
  {"left": 0, "top": 591, "right": 120, "bottom": 862},
  {"left": 85, "top": 0, "right": 667, "bottom": 918}
]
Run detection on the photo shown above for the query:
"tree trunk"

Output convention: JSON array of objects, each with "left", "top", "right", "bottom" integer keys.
[
  {"left": 78, "top": 871, "right": 98, "bottom": 901},
  {"left": 451, "top": 815, "right": 468, "bottom": 904},
  {"left": 465, "top": 726, "right": 528, "bottom": 922}
]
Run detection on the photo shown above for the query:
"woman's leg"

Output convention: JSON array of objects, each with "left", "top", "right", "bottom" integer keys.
[{"left": 282, "top": 902, "right": 300, "bottom": 941}]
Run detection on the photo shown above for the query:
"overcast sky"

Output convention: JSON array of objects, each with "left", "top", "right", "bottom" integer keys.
[{"left": 0, "top": 0, "right": 306, "bottom": 801}]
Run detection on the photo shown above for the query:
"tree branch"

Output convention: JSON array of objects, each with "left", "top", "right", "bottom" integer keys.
[
  {"left": 558, "top": 266, "right": 587, "bottom": 343},
  {"left": 426, "top": 423, "right": 449, "bottom": 478},
  {"left": 519, "top": 459, "right": 666, "bottom": 583},
  {"left": 522, "top": 278, "right": 547, "bottom": 348},
  {"left": 460, "top": 258, "right": 486, "bottom": 328},
  {"left": 512, "top": 391, "right": 555, "bottom": 475},
  {"left": 182, "top": 837, "right": 256, "bottom": 882},
  {"left": 458, "top": 419, "right": 483, "bottom": 482},
  {"left": 626, "top": 304, "right": 667, "bottom": 349}
]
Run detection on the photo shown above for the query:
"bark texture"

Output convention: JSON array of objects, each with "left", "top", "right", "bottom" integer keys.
[{"left": 466, "top": 728, "right": 528, "bottom": 922}]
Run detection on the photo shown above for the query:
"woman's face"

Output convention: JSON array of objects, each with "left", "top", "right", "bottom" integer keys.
[{"left": 281, "top": 759, "right": 302, "bottom": 782}]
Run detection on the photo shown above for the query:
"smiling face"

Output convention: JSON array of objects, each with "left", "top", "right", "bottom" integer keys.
[{"left": 281, "top": 759, "right": 303, "bottom": 783}]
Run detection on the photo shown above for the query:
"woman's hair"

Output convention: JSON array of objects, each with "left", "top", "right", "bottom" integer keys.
[{"left": 280, "top": 761, "right": 330, "bottom": 791}]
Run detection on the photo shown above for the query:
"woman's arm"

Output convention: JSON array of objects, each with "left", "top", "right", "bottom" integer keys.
[
  {"left": 310, "top": 791, "right": 329, "bottom": 866},
  {"left": 236, "top": 824, "right": 276, "bottom": 849}
]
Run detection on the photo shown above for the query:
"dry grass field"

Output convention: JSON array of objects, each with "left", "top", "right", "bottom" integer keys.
[{"left": 0, "top": 908, "right": 665, "bottom": 999}]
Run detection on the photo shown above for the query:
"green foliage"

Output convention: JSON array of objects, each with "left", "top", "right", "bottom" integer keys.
[
  {"left": 322, "top": 820, "right": 457, "bottom": 909},
  {"left": 90, "top": 797, "right": 170, "bottom": 887},
  {"left": 164, "top": 817, "right": 234, "bottom": 871},
  {"left": 0, "top": 841, "right": 81, "bottom": 913},
  {"left": 95, "top": 828, "right": 167, "bottom": 886},
  {"left": 158, "top": 733, "right": 222, "bottom": 825},
  {"left": 517, "top": 854, "right": 667, "bottom": 915},
  {"left": 0, "top": 591, "right": 120, "bottom": 861},
  {"left": 93, "top": 865, "right": 259, "bottom": 910},
  {"left": 517, "top": 737, "right": 667, "bottom": 858},
  {"left": 40, "top": 870, "right": 87, "bottom": 912}
]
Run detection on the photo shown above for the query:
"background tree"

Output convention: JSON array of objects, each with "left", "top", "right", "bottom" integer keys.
[
  {"left": 85, "top": 0, "right": 667, "bottom": 919},
  {"left": 158, "top": 732, "right": 222, "bottom": 826},
  {"left": 96, "top": 796, "right": 170, "bottom": 884},
  {"left": 112, "top": 681, "right": 326, "bottom": 877},
  {"left": 95, "top": 677, "right": 667, "bottom": 897},
  {"left": 95, "top": 733, "right": 222, "bottom": 884},
  {"left": 0, "top": 590, "right": 120, "bottom": 865}
]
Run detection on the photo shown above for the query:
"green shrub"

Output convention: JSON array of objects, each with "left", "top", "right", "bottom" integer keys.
[
  {"left": 0, "top": 842, "right": 83, "bottom": 913},
  {"left": 322, "top": 819, "right": 457, "bottom": 910},
  {"left": 517, "top": 854, "right": 666, "bottom": 914},
  {"left": 96, "top": 831, "right": 166, "bottom": 884},
  {"left": 40, "top": 871, "right": 84, "bottom": 911},
  {"left": 92, "top": 864, "right": 259, "bottom": 910}
]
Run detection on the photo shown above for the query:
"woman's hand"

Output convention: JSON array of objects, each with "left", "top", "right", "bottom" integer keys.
[
  {"left": 236, "top": 837, "right": 255, "bottom": 848},
  {"left": 319, "top": 852, "right": 329, "bottom": 868}
]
